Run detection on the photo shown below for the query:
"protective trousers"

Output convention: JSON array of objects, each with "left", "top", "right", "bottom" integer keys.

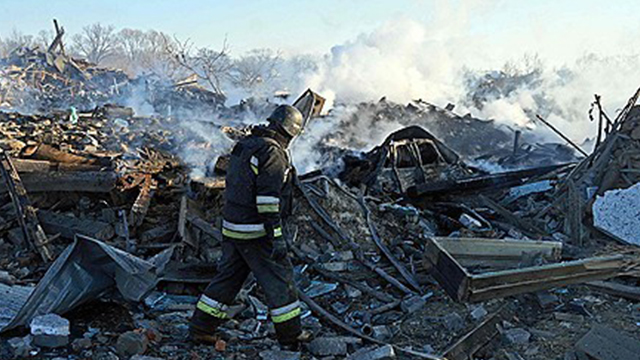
[{"left": 190, "top": 236, "right": 301, "bottom": 344}]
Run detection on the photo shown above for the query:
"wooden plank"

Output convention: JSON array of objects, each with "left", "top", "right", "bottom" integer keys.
[
  {"left": 139, "top": 223, "right": 176, "bottom": 243},
  {"left": 576, "top": 325, "right": 640, "bottom": 360},
  {"left": 29, "top": 144, "right": 101, "bottom": 164},
  {"left": 424, "top": 237, "right": 470, "bottom": 301},
  {"left": 587, "top": 281, "right": 640, "bottom": 302},
  {"left": 178, "top": 196, "right": 203, "bottom": 249},
  {"left": 48, "top": 19, "right": 66, "bottom": 54},
  {"left": 0, "top": 171, "right": 116, "bottom": 193},
  {"left": 443, "top": 305, "right": 510, "bottom": 360},
  {"left": 11, "top": 158, "right": 103, "bottom": 172},
  {"left": 470, "top": 255, "right": 625, "bottom": 289},
  {"left": 434, "top": 237, "right": 561, "bottom": 268},
  {"left": 128, "top": 175, "right": 156, "bottom": 228},
  {"left": 468, "top": 266, "right": 621, "bottom": 302},
  {"left": 178, "top": 195, "right": 189, "bottom": 244},
  {"left": 565, "top": 179, "right": 585, "bottom": 246},
  {"left": 425, "top": 236, "right": 631, "bottom": 303}
]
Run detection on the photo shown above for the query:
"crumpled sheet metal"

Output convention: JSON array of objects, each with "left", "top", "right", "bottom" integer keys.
[{"left": 0, "top": 235, "right": 173, "bottom": 333}]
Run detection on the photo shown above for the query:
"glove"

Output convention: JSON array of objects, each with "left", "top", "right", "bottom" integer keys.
[
  {"left": 271, "top": 236, "right": 288, "bottom": 261},
  {"left": 265, "top": 222, "right": 288, "bottom": 261}
]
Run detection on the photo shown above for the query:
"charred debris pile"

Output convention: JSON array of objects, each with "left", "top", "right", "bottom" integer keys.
[{"left": 1, "top": 33, "right": 640, "bottom": 360}]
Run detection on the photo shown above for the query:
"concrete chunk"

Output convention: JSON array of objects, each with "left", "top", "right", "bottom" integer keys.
[
  {"left": 116, "top": 331, "right": 149, "bottom": 357},
  {"left": 30, "top": 314, "right": 70, "bottom": 348},
  {"left": 503, "top": 328, "right": 531, "bottom": 345},
  {"left": 470, "top": 305, "right": 488, "bottom": 321},
  {"left": 322, "top": 262, "right": 348, "bottom": 272},
  {"left": 348, "top": 344, "right": 396, "bottom": 360},
  {"left": 308, "top": 337, "right": 348, "bottom": 356},
  {"left": 0, "top": 270, "right": 16, "bottom": 285},
  {"left": 443, "top": 312, "right": 465, "bottom": 332},
  {"left": 7, "top": 336, "right": 33, "bottom": 357},
  {"left": 535, "top": 291, "right": 560, "bottom": 309},
  {"left": 372, "top": 325, "right": 393, "bottom": 341},
  {"left": 401, "top": 295, "right": 426, "bottom": 314},
  {"left": 593, "top": 183, "right": 640, "bottom": 246},
  {"left": 576, "top": 325, "right": 640, "bottom": 360}
]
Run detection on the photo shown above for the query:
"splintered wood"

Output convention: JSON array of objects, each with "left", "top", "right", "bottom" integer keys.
[
  {"left": 129, "top": 174, "right": 157, "bottom": 228},
  {"left": 0, "top": 150, "right": 53, "bottom": 261}
]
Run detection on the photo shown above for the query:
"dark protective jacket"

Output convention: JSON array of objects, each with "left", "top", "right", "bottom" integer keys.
[{"left": 222, "top": 126, "right": 294, "bottom": 240}]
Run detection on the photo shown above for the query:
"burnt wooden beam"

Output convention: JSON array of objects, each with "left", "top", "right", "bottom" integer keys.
[
  {"left": 178, "top": 196, "right": 218, "bottom": 249},
  {"left": 0, "top": 150, "right": 53, "bottom": 262},
  {"left": 187, "top": 214, "right": 222, "bottom": 244},
  {"left": 587, "top": 280, "right": 640, "bottom": 302},
  {"left": 128, "top": 175, "right": 156, "bottom": 228},
  {"left": 139, "top": 223, "right": 176, "bottom": 243},
  {"left": 0, "top": 171, "right": 117, "bottom": 193},
  {"left": 38, "top": 209, "right": 115, "bottom": 241},
  {"left": 48, "top": 19, "right": 66, "bottom": 54},
  {"left": 467, "top": 255, "right": 625, "bottom": 302},
  {"left": 27, "top": 144, "right": 104, "bottom": 164},
  {"left": 11, "top": 158, "right": 104, "bottom": 172},
  {"left": 407, "top": 163, "right": 573, "bottom": 198}
]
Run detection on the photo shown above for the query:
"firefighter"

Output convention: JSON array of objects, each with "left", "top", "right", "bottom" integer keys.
[{"left": 190, "top": 105, "right": 310, "bottom": 349}]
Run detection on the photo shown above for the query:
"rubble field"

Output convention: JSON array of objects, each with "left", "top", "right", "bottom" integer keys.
[{"left": 2, "top": 31, "right": 640, "bottom": 360}]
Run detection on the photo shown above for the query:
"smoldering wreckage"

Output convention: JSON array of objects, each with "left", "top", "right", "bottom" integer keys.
[{"left": 1, "top": 25, "right": 640, "bottom": 360}]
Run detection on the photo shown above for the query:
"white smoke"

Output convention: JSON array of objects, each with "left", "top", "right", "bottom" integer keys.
[
  {"left": 294, "top": 8, "right": 640, "bottom": 155},
  {"left": 302, "top": 19, "right": 467, "bottom": 109}
]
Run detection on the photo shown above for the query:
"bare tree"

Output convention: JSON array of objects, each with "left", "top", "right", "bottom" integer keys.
[
  {"left": 71, "top": 23, "right": 119, "bottom": 64},
  {"left": 166, "top": 36, "right": 232, "bottom": 96},
  {"left": 138, "top": 31, "right": 187, "bottom": 80},
  {"left": 118, "top": 28, "right": 148, "bottom": 64},
  {"left": 228, "top": 48, "right": 283, "bottom": 92},
  {"left": 36, "top": 29, "right": 54, "bottom": 50},
  {"left": 0, "top": 29, "right": 35, "bottom": 56}
]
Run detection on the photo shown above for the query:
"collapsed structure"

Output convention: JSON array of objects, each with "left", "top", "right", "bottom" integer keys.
[{"left": 1, "top": 24, "right": 640, "bottom": 360}]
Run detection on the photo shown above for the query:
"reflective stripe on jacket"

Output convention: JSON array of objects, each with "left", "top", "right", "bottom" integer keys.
[{"left": 222, "top": 127, "right": 293, "bottom": 239}]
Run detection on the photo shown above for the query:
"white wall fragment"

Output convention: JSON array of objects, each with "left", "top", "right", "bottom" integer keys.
[
  {"left": 507, "top": 180, "right": 553, "bottom": 202},
  {"left": 593, "top": 182, "right": 640, "bottom": 246}
]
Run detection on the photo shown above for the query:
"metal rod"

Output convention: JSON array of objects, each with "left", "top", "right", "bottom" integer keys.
[{"left": 535, "top": 114, "right": 589, "bottom": 157}]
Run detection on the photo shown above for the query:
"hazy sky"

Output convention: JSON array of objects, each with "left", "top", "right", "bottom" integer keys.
[{"left": 1, "top": 0, "right": 638, "bottom": 62}]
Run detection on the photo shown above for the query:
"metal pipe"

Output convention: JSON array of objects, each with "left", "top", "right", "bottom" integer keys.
[{"left": 535, "top": 114, "right": 588, "bottom": 157}]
